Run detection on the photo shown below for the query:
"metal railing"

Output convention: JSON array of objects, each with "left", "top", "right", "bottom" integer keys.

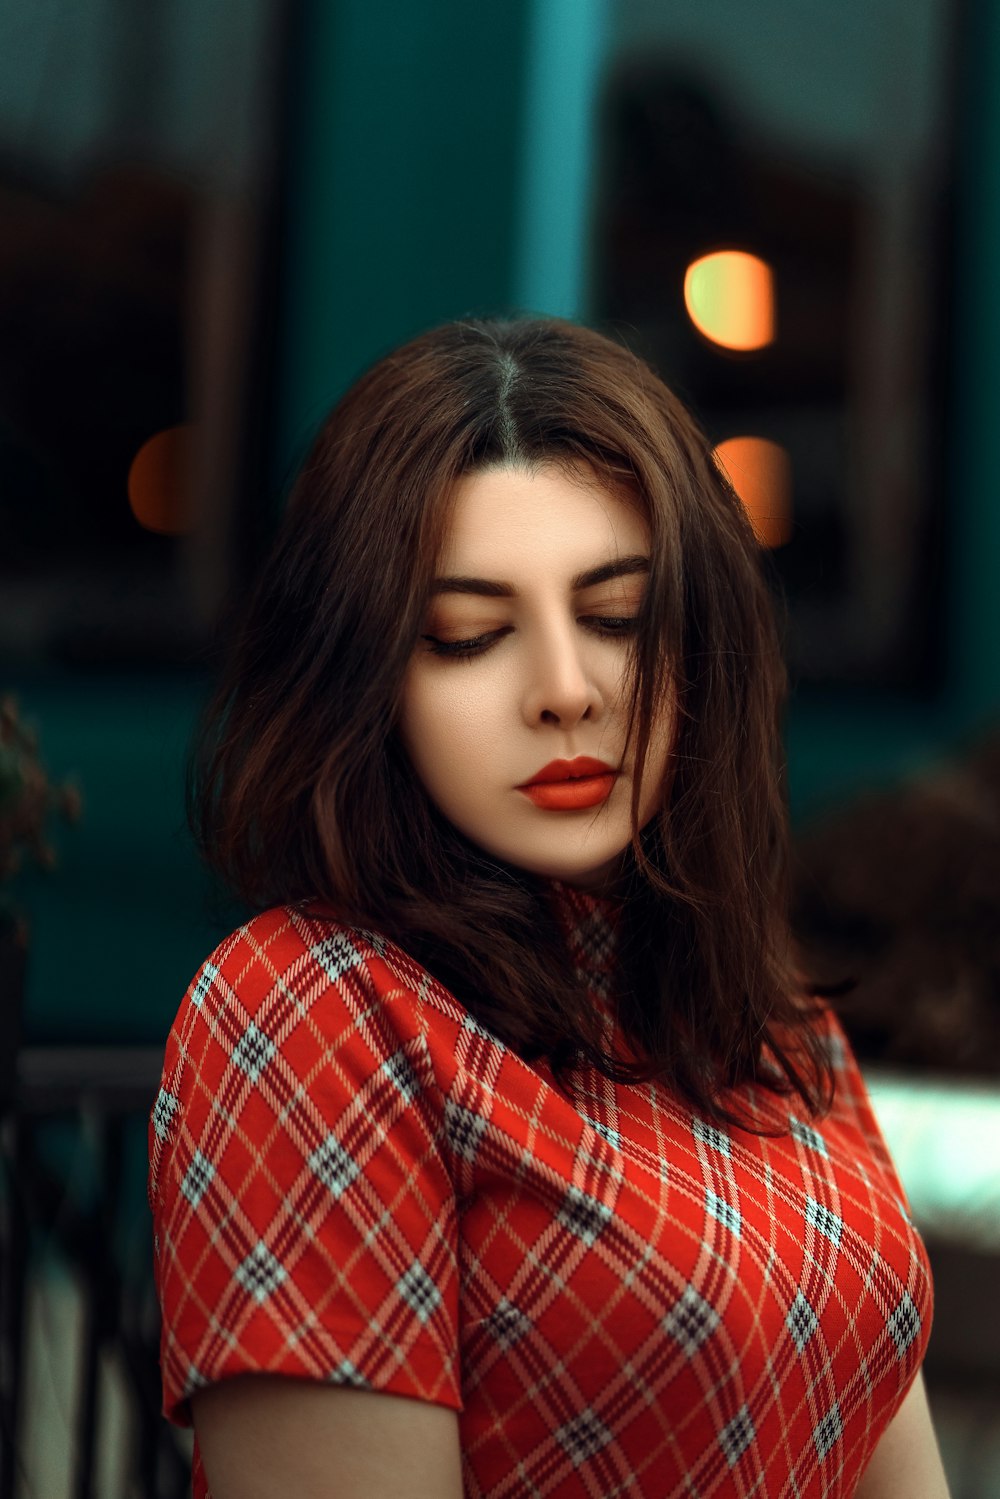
[{"left": 1, "top": 1047, "right": 189, "bottom": 1499}]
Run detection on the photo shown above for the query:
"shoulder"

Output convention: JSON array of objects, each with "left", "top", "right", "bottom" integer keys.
[
  {"left": 149, "top": 905, "right": 471, "bottom": 1428},
  {"left": 150, "top": 904, "right": 467, "bottom": 1169},
  {"left": 176, "top": 901, "right": 465, "bottom": 1038}
]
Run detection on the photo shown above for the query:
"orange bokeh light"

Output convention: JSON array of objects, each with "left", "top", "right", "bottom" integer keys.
[
  {"left": 713, "top": 436, "right": 792, "bottom": 548},
  {"left": 127, "top": 424, "right": 196, "bottom": 535},
  {"left": 684, "top": 251, "right": 775, "bottom": 352}
]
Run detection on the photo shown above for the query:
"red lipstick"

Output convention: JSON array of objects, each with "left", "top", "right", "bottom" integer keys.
[{"left": 518, "top": 757, "right": 617, "bottom": 811}]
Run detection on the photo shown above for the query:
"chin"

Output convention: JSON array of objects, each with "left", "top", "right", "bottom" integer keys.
[{"left": 512, "top": 849, "right": 627, "bottom": 890}]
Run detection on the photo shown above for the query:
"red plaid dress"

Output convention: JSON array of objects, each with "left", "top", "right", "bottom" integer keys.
[{"left": 149, "top": 882, "right": 932, "bottom": 1498}]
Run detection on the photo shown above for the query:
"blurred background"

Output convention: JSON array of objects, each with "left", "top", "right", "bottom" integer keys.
[{"left": 0, "top": 0, "right": 998, "bottom": 1494}]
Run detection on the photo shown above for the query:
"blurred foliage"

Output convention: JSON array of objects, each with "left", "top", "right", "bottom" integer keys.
[
  {"left": 0, "top": 694, "right": 82, "bottom": 922},
  {"left": 793, "top": 729, "right": 1000, "bottom": 1075}
]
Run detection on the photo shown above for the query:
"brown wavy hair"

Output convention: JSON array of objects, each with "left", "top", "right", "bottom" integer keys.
[{"left": 188, "top": 316, "right": 832, "bottom": 1126}]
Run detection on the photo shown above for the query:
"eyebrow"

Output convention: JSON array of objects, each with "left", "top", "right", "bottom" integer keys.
[{"left": 429, "top": 553, "right": 650, "bottom": 598}]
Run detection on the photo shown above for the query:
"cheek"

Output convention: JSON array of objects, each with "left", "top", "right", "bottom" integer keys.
[{"left": 398, "top": 671, "right": 490, "bottom": 788}]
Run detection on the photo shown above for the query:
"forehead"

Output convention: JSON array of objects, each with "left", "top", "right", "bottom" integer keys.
[{"left": 438, "top": 462, "right": 648, "bottom": 572}]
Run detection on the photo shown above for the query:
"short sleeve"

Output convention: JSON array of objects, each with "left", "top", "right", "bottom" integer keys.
[{"left": 148, "top": 906, "right": 463, "bottom": 1426}]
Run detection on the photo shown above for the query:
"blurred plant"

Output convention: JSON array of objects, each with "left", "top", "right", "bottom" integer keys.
[
  {"left": 793, "top": 728, "right": 1000, "bottom": 1076},
  {"left": 0, "top": 694, "right": 82, "bottom": 929}
]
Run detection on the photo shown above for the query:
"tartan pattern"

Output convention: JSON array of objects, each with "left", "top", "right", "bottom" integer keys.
[
  {"left": 888, "top": 1292, "right": 922, "bottom": 1356},
  {"left": 815, "top": 1403, "right": 844, "bottom": 1458},
  {"left": 719, "top": 1405, "right": 755, "bottom": 1468},
  {"left": 787, "top": 1290, "right": 820, "bottom": 1353},
  {"left": 151, "top": 1088, "right": 179, "bottom": 1142},
  {"left": 233, "top": 1241, "right": 286, "bottom": 1304},
  {"left": 150, "top": 882, "right": 932, "bottom": 1498},
  {"left": 664, "top": 1284, "right": 720, "bottom": 1355},
  {"left": 790, "top": 1116, "right": 829, "bottom": 1157}
]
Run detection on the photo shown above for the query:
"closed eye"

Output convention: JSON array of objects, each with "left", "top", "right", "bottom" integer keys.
[
  {"left": 421, "top": 630, "right": 502, "bottom": 660},
  {"left": 590, "top": 616, "right": 640, "bottom": 634},
  {"left": 421, "top": 616, "right": 640, "bottom": 661}
]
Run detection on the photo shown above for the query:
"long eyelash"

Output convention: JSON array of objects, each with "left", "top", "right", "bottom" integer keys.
[
  {"left": 593, "top": 617, "right": 639, "bottom": 634},
  {"left": 422, "top": 632, "right": 496, "bottom": 659},
  {"left": 422, "top": 617, "right": 639, "bottom": 660}
]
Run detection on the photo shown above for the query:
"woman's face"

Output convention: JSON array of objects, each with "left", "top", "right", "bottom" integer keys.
[{"left": 397, "top": 462, "right": 673, "bottom": 891}]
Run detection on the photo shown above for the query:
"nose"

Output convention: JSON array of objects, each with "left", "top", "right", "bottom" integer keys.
[{"left": 521, "top": 623, "right": 603, "bottom": 727}]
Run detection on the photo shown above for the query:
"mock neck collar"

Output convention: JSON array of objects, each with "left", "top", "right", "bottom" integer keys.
[{"left": 545, "top": 879, "right": 623, "bottom": 1003}]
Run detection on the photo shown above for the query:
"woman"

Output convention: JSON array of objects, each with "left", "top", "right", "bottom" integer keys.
[{"left": 149, "top": 317, "right": 948, "bottom": 1497}]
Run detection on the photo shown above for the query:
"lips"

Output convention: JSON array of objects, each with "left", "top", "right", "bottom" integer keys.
[
  {"left": 518, "top": 757, "right": 617, "bottom": 811},
  {"left": 521, "top": 757, "right": 615, "bottom": 786}
]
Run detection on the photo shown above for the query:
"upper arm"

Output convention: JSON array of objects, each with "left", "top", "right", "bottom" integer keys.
[
  {"left": 150, "top": 916, "right": 462, "bottom": 1430},
  {"left": 852, "top": 1372, "right": 950, "bottom": 1499},
  {"left": 194, "top": 1375, "right": 464, "bottom": 1499}
]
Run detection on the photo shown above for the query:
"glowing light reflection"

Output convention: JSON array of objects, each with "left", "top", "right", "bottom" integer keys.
[
  {"left": 713, "top": 436, "right": 792, "bottom": 549},
  {"left": 127, "top": 424, "right": 196, "bottom": 536},
  {"left": 684, "top": 251, "right": 775, "bottom": 352}
]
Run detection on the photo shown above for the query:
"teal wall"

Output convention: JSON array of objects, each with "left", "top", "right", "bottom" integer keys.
[
  {"left": 12, "top": 673, "right": 231, "bottom": 1043},
  {"left": 11, "top": 0, "right": 1000, "bottom": 1044},
  {"left": 786, "top": 0, "right": 1000, "bottom": 820},
  {"left": 277, "top": 0, "right": 532, "bottom": 469},
  {"left": 946, "top": 1, "right": 1000, "bottom": 724}
]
